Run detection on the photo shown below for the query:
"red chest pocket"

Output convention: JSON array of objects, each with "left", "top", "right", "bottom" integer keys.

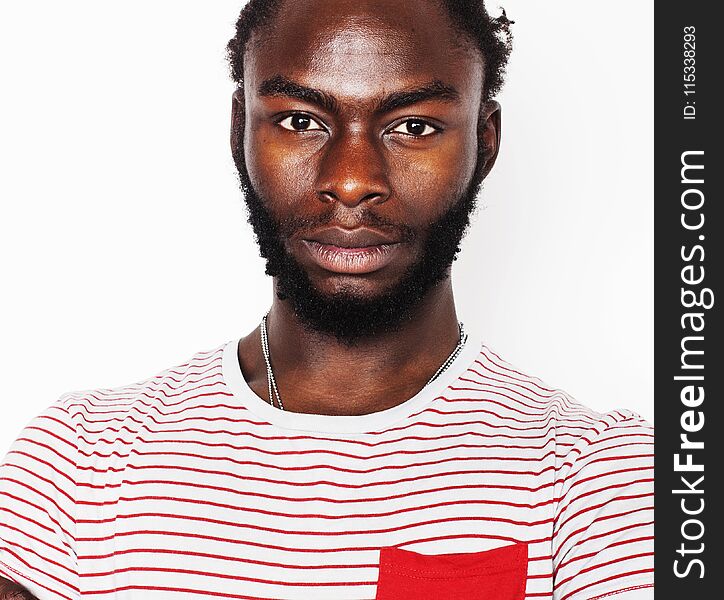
[{"left": 375, "top": 543, "right": 528, "bottom": 600}]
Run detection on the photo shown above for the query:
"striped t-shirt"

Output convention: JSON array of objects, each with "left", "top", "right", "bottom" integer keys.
[{"left": 0, "top": 337, "right": 654, "bottom": 600}]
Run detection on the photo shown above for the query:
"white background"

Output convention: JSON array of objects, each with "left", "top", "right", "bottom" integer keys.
[{"left": 0, "top": 0, "right": 653, "bottom": 452}]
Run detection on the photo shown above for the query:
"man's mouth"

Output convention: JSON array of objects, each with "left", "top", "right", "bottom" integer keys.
[
  {"left": 301, "top": 240, "right": 401, "bottom": 274},
  {"left": 300, "top": 226, "right": 403, "bottom": 274}
]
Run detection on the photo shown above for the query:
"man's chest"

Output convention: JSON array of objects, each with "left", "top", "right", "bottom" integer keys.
[{"left": 75, "top": 435, "right": 557, "bottom": 598}]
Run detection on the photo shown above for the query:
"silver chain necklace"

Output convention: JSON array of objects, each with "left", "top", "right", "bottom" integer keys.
[{"left": 259, "top": 314, "right": 468, "bottom": 410}]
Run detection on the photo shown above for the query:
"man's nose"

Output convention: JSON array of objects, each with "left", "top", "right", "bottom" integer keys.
[{"left": 314, "top": 131, "right": 391, "bottom": 207}]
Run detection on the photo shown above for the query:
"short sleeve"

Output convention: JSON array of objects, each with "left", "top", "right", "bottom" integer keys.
[
  {"left": 0, "top": 400, "right": 80, "bottom": 600},
  {"left": 552, "top": 410, "right": 654, "bottom": 599}
]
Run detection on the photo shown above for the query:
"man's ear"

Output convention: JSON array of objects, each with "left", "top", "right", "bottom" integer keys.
[
  {"left": 478, "top": 100, "right": 501, "bottom": 179},
  {"left": 230, "top": 88, "right": 245, "bottom": 170}
]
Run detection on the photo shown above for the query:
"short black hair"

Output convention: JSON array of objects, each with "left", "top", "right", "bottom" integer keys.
[{"left": 226, "top": 0, "right": 513, "bottom": 101}]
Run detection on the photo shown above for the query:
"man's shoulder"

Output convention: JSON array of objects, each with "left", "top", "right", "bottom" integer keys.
[
  {"left": 55, "top": 341, "right": 231, "bottom": 439},
  {"left": 469, "top": 342, "right": 652, "bottom": 443}
]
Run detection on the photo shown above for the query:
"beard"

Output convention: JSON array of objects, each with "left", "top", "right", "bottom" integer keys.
[{"left": 235, "top": 150, "right": 485, "bottom": 346}]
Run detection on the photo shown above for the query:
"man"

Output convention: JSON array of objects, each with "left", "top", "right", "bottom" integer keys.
[{"left": 0, "top": 0, "right": 653, "bottom": 598}]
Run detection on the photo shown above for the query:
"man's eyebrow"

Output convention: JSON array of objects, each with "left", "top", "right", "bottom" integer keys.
[
  {"left": 258, "top": 75, "right": 339, "bottom": 114},
  {"left": 257, "top": 76, "right": 460, "bottom": 115},
  {"left": 376, "top": 81, "right": 460, "bottom": 113}
]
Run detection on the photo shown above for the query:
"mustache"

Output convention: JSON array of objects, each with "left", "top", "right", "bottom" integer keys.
[{"left": 274, "top": 207, "right": 417, "bottom": 244}]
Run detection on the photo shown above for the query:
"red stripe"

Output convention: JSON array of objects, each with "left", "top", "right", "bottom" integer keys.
[
  {"left": 5, "top": 453, "right": 75, "bottom": 487},
  {"left": 33, "top": 412, "right": 76, "bottom": 435},
  {"left": 73, "top": 467, "right": 649, "bottom": 510},
  {"left": 460, "top": 370, "right": 565, "bottom": 401},
  {"left": 415, "top": 405, "right": 598, "bottom": 426},
  {"left": 77, "top": 428, "right": 562, "bottom": 453},
  {"left": 80, "top": 451, "right": 561, "bottom": 478},
  {"left": 77, "top": 482, "right": 557, "bottom": 510},
  {"left": 558, "top": 567, "right": 654, "bottom": 600},
  {"left": 79, "top": 461, "right": 560, "bottom": 491},
  {"left": 0, "top": 560, "right": 75, "bottom": 600},
  {"left": 79, "top": 564, "right": 373, "bottom": 587},
  {"left": 558, "top": 521, "right": 654, "bottom": 557},
  {"left": 556, "top": 492, "right": 653, "bottom": 534},
  {"left": 77, "top": 526, "right": 547, "bottom": 553},
  {"left": 69, "top": 379, "right": 228, "bottom": 413},
  {"left": 555, "top": 535, "right": 654, "bottom": 573},
  {"left": 77, "top": 421, "right": 576, "bottom": 447},
  {"left": 558, "top": 476, "right": 654, "bottom": 519},
  {"left": 78, "top": 546, "right": 377, "bottom": 573},
  {"left": 0, "top": 487, "right": 75, "bottom": 532},
  {"left": 553, "top": 506, "right": 654, "bottom": 562},
  {"left": 2, "top": 468, "right": 75, "bottom": 508},
  {"left": 0, "top": 538, "right": 76, "bottom": 578},
  {"left": 477, "top": 350, "right": 557, "bottom": 393},
  {"left": 0, "top": 506, "right": 64, "bottom": 541},
  {"left": 66, "top": 371, "right": 224, "bottom": 409},
  {"left": 74, "top": 402, "right": 594, "bottom": 437},
  {"left": 449, "top": 379, "right": 591, "bottom": 415},
  {"left": 76, "top": 495, "right": 557, "bottom": 524},
  {"left": 72, "top": 396, "right": 239, "bottom": 425},
  {"left": 79, "top": 544, "right": 551, "bottom": 564},
  {"left": 75, "top": 437, "right": 561, "bottom": 463},
  {"left": 16, "top": 429, "right": 75, "bottom": 457},
  {"left": 76, "top": 473, "right": 560, "bottom": 499},
  {"left": 82, "top": 583, "right": 315, "bottom": 599},
  {"left": 558, "top": 452, "right": 654, "bottom": 480},
  {"left": 480, "top": 347, "right": 560, "bottom": 391},
  {"left": 0, "top": 546, "right": 78, "bottom": 593},
  {"left": 77, "top": 510, "right": 555, "bottom": 537},
  {"left": 590, "top": 584, "right": 653, "bottom": 600},
  {"left": 0, "top": 521, "right": 68, "bottom": 557},
  {"left": 554, "top": 477, "right": 653, "bottom": 527}
]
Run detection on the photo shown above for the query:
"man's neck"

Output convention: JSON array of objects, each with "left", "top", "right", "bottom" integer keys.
[{"left": 236, "top": 279, "right": 462, "bottom": 416}]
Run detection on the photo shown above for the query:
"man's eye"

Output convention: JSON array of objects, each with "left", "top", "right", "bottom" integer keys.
[
  {"left": 278, "top": 114, "right": 325, "bottom": 132},
  {"left": 390, "top": 119, "right": 438, "bottom": 137}
]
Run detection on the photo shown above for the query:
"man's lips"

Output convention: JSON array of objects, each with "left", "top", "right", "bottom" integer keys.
[
  {"left": 301, "top": 240, "right": 401, "bottom": 274},
  {"left": 300, "top": 227, "right": 402, "bottom": 274},
  {"left": 303, "top": 226, "right": 399, "bottom": 248}
]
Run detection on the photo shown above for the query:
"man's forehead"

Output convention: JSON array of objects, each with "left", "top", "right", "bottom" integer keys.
[
  {"left": 244, "top": 0, "right": 483, "bottom": 105},
  {"left": 253, "top": 0, "right": 460, "bottom": 45}
]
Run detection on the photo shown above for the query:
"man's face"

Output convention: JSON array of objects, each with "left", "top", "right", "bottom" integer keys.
[{"left": 233, "top": 0, "right": 500, "bottom": 343}]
